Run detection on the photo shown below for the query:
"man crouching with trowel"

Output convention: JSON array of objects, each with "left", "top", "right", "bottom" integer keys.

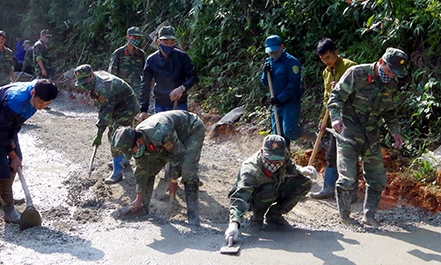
[
  {"left": 0, "top": 79, "right": 58, "bottom": 223},
  {"left": 111, "top": 110, "right": 205, "bottom": 226},
  {"left": 225, "top": 135, "right": 315, "bottom": 242}
]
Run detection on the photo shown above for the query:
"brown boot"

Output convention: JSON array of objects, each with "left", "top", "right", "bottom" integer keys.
[{"left": 0, "top": 177, "right": 21, "bottom": 224}]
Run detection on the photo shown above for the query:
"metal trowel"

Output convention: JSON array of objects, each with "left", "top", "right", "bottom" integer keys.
[{"left": 220, "top": 236, "right": 240, "bottom": 255}]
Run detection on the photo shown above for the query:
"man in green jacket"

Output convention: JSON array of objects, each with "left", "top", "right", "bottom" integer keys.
[
  {"left": 74, "top": 64, "right": 140, "bottom": 184},
  {"left": 327, "top": 47, "right": 408, "bottom": 227},
  {"left": 310, "top": 38, "right": 357, "bottom": 200},
  {"left": 108, "top": 26, "right": 145, "bottom": 99}
]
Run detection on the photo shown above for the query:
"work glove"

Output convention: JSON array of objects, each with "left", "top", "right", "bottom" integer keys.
[
  {"left": 269, "top": 96, "right": 280, "bottom": 106},
  {"left": 263, "top": 61, "right": 271, "bottom": 73},
  {"left": 298, "top": 165, "right": 318, "bottom": 178},
  {"left": 224, "top": 222, "right": 239, "bottom": 241},
  {"left": 92, "top": 133, "right": 102, "bottom": 146}
]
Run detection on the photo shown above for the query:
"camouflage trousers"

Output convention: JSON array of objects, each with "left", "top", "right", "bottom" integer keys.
[
  {"left": 336, "top": 140, "right": 386, "bottom": 193},
  {"left": 251, "top": 175, "right": 312, "bottom": 215},
  {"left": 134, "top": 120, "right": 205, "bottom": 195}
]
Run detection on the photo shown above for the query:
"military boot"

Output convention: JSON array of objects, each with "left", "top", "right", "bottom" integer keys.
[
  {"left": 142, "top": 177, "right": 155, "bottom": 214},
  {"left": 336, "top": 187, "right": 358, "bottom": 226},
  {"left": 362, "top": 188, "right": 382, "bottom": 227},
  {"left": 105, "top": 154, "right": 124, "bottom": 184},
  {"left": 310, "top": 166, "right": 338, "bottom": 199},
  {"left": 265, "top": 204, "right": 290, "bottom": 228},
  {"left": 0, "top": 177, "right": 21, "bottom": 224},
  {"left": 249, "top": 205, "right": 266, "bottom": 230},
  {"left": 184, "top": 182, "right": 200, "bottom": 226}
]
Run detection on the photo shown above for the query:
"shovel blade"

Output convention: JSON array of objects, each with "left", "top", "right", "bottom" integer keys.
[{"left": 19, "top": 206, "right": 42, "bottom": 231}]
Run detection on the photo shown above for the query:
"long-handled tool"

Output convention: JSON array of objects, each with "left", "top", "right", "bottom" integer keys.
[
  {"left": 267, "top": 72, "right": 282, "bottom": 136},
  {"left": 17, "top": 167, "right": 42, "bottom": 230},
  {"left": 88, "top": 145, "right": 98, "bottom": 177},
  {"left": 308, "top": 111, "right": 329, "bottom": 166},
  {"left": 220, "top": 235, "right": 241, "bottom": 255}
]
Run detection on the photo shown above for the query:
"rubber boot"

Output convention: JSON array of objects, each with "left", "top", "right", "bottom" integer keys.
[
  {"left": 265, "top": 204, "right": 290, "bottom": 227},
  {"left": 336, "top": 187, "right": 358, "bottom": 226},
  {"left": 0, "top": 177, "right": 21, "bottom": 224},
  {"left": 362, "top": 188, "right": 382, "bottom": 227},
  {"left": 105, "top": 154, "right": 124, "bottom": 184},
  {"left": 310, "top": 166, "right": 338, "bottom": 199},
  {"left": 184, "top": 182, "right": 200, "bottom": 226},
  {"left": 107, "top": 157, "right": 130, "bottom": 169}
]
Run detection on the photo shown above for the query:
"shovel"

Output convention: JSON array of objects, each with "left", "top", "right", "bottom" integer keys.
[
  {"left": 17, "top": 167, "right": 42, "bottom": 230},
  {"left": 308, "top": 110, "right": 329, "bottom": 166},
  {"left": 220, "top": 235, "right": 240, "bottom": 255},
  {"left": 267, "top": 72, "right": 281, "bottom": 135},
  {"left": 88, "top": 145, "right": 98, "bottom": 177}
]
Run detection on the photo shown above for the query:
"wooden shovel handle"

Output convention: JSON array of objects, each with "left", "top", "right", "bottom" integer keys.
[{"left": 308, "top": 111, "right": 329, "bottom": 166}]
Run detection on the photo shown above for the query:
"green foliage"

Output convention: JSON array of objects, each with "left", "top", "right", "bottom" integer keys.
[
  {"left": 2, "top": 0, "right": 441, "bottom": 159},
  {"left": 409, "top": 157, "right": 438, "bottom": 184}
]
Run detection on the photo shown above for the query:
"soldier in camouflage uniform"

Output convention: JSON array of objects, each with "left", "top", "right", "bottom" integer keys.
[
  {"left": 0, "top": 31, "right": 15, "bottom": 86},
  {"left": 33, "top": 29, "right": 53, "bottom": 79},
  {"left": 21, "top": 40, "right": 34, "bottom": 75},
  {"left": 74, "top": 64, "right": 140, "bottom": 184},
  {"left": 225, "top": 135, "right": 313, "bottom": 241},
  {"left": 327, "top": 47, "right": 408, "bottom": 227},
  {"left": 108, "top": 26, "right": 145, "bottom": 99},
  {"left": 111, "top": 110, "right": 205, "bottom": 226}
]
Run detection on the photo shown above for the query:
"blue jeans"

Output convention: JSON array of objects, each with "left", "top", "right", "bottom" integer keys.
[{"left": 155, "top": 103, "right": 188, "bottom": 113}]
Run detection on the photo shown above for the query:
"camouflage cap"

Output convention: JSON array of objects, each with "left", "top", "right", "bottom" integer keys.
[
  {"left": 158, "top": 26, "right": 176, "bottom": 40},
  {"left": 22, "top": 40, "right": 32, "bottom": 47},
  {"left": 40, "top": 29, "right": 52, "bottom": 37},
  {"left": 127, "top": 26, "right": 142, "bottom": 36},
  {"left": 74, "top": 64, "right": 93, "bottom": 86},
  {"left": 382, "top": 47, "right": 408, "bottom": 78},
  {"left": 262, "top": 134, "right": 286, "bottom": 161},
  {"left": 0, "top": 31, "right": 6, "bottom": 38},
  {"left": 112, "top": 127, "right": 136, "bottom": 157}
]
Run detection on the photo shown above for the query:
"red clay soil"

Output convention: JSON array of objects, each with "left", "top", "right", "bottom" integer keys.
[{"left": 304, "top": 147, "right": 441, "bottom": 213}]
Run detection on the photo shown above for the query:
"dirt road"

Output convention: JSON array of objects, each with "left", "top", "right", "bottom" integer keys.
[{"left": 1, "top": 90, "right": 441, "bottom": 265}]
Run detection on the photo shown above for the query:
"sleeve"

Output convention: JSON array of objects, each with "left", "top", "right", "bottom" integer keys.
[
  {"left": 181, "top": 53, "right": 198, "bottom": 90},
  {"left": 228, "top": 168, "right": 256, "bottom": 225},
  {"left": 140, "top": 58, "right": 154, "bottom": 113},
  {"left": 327, "top": 69, "right": 355, "bottom": 122},
  {"left": 108, "top": 51, "right": 119, "bottom": 75}
]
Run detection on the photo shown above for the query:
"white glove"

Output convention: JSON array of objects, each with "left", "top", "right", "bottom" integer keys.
[
  {"left": 224, "top": 222, "right": 239, "bottom": 241},
  {"left": 298, "top": 165, "right": 318, "bottom": 178}
]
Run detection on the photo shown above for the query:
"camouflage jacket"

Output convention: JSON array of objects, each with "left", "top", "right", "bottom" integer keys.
[
  {"left": 22, "top": 46, "right": 34, "bottom": 74},
  {"left": 135, "top": 110, "right": 204, "bottom": 165},
  {"left": 228, "top": 151, "right": 301, "bottom": 224},
  {"left": 108, "top": 44, "right": 145, "bottom": 94},
  {"left": 327, "top": 63, "right": 400, "bottom": 146},
  {"left": 0, "top": 47, "right": 14, "bottom": 86},
  {"left": 33, "top": 40, "right": 52, "bottom": 78},
  {"left": 91, "top": 71, "right": 140, "bottom": 128},
  {"left": 319, "top": 56, "right": 357, "bottom": 121}
]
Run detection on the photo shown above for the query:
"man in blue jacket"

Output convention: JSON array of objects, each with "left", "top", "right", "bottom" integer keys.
[
  {"left": 261, "top": 35, "right": 316, "bottom": 148},
  {"left": 0, "top": 79, "right": 58, "bottom": 224}
]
